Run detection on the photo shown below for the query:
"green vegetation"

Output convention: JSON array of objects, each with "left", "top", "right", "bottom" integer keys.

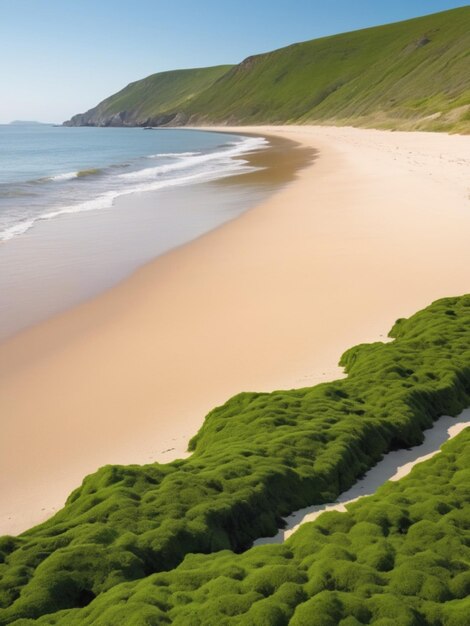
[
  {"left": 65, "top": 7, "right": 470, "bottom": 132},
  {"left": 1, "top": 294, "right": 470, "bottom": 623},
  {"left": 64, "top": 66, "right": 232, "bottom": 127},
  {"left": 12, "top": 425, "right": 470, "bottom": 625}
]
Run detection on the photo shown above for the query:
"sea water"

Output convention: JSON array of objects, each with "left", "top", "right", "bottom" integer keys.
[
  {"left": 0, "top": 124, "right": 270, "bottom": 339},
  {"left": 0, "top": 124, "right": 267, "bottom": 241}
]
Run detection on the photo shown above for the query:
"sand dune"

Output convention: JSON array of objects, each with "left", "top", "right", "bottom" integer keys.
[{"left": 1, "top": 125, "right": 469, "bottom": 535}]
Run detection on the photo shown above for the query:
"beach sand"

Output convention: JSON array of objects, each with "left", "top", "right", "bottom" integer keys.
[
  {"left": 1, "top": 125, "right": 469, "bottom": 535},
  {"left": 0, "top": 134, "right": 311, "bottom": 341}
]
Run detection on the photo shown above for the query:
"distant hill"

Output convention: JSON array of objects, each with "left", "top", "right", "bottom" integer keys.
[
  {"left": 9, "top": 120, "right": 47, "bottom": 125},
  {"left": 65, "top": 7, "right": 470, "bottom": 132},
  {"left": 64, "top": 66, "right": 233, "bottom": 128}
]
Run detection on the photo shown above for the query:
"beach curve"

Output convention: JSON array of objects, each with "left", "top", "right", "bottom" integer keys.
[{"left": 1, "top": 125, "right": 470, "bottom": 535}]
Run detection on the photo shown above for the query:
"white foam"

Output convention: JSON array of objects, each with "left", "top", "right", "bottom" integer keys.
[
  {"left": 0, "top": 219, "right": 36, "bottom": 241},
  {"left": 121, "top": 137, "right": 268, "bottom": 182},
  {"left": 0, "top": 135, "right": 268, "bottom": 242},
  {"left": 48, "top": 171, "right": 78, "bottom": 182},
  {"left": 0, "top": 162, "right": 251, "bottom": 241},
  {"left": 148, "top": 151, "right": 201, "bottom": 158}
]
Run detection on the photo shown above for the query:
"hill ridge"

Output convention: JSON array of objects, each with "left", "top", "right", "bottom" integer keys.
[{"left": 64, "top": 7, "right": 470, "bottom": 133}]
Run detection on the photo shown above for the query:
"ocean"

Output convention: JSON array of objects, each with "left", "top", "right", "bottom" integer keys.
[
  {"left": 0, "top": 124, "right": 272, "bottom": 339},
  {"left": 0, "top": 124, "right": 267, "bottom": 241}
]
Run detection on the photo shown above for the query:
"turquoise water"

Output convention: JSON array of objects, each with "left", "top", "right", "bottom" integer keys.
[{"left": 0, "top": 124, "right": 267, "bottom": 241}]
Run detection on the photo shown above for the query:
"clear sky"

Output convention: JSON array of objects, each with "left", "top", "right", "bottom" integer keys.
[{"left": 0, "top": 0, "right": 468, "bottom": 123}]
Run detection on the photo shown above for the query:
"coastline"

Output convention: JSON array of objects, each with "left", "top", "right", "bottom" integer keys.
[
  {"left": 1, "top": 124, "right": 470, "bottom": 535},
  {"left": 0, "top": 132, "right": 308, "bottom": 341}
]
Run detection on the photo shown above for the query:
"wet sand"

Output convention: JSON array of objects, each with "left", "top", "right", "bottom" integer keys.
[
  {"left": 0, "top": 134, "right": 310, "bottom": 341},
  {"left": 1, "top": 125, "right": 469, "bottom": 535}
]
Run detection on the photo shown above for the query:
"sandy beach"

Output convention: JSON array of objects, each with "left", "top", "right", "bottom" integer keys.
[{"left": 1, "top": 124, "right": 469, "bottom": 536}]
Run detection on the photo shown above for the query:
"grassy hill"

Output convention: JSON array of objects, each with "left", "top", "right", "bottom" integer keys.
[
  {"left": 1, "top": 294, "right": 470, "bottom": 623},
  {"left": 65, "top": 7, "right": 470, "bottom": 132},
  {"left": 64, "top": 66, "right": 233, "bottom": 127}
]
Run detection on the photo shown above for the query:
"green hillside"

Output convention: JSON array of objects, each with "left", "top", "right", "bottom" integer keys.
[
  {"left": 1, "top": 294, "right": 470, "bottom": 623},
  {"left": 64, "top": 66, "right": 233, "bottom": 127},
  {"left": 65, "top": 7, "right": 470, "bottom": 132},
  {"left": 187, "top": 7, "right": 470, "bottom": 131}
]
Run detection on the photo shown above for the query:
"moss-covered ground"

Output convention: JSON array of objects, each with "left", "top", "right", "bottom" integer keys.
[
  {"left": 16, "top": 425, "right": 470, "bottom": 625},
  {"left": 1, "top": 294, "right": 470, "bottom": 623}
]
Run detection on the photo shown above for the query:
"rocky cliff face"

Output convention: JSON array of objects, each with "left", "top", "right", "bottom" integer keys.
[{"left": 64, "top": 108, "right": 189, "bottom": 128}]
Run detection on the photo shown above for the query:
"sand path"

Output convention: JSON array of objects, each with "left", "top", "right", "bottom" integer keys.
[
  {"left": 1, "top": 125, "right": 469, "bottom": 535},
  {"left": 254, "top": 411, "right": 470, "bottom": 545}
]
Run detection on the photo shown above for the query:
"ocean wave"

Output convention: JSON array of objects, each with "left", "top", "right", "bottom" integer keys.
[
  {"left": 48, "top": 168, "right": 102, "bottom": 181},
  {"left": 76, "top": 168, "right": 102, "bottom": 178},
  {"left": 0, "top": 165, "right": 247, "bottom": 242},
  {"left": 148, "top": 151, "right": 201, "bottom": 158},
  {"left": 0, "top": 219, "right": 36, "bottom": 241},
  {"left": 0, "top": 188, "right": 37, "bottom": 199},
  {"left": 0, "top": 135, "right": 268, "bottom": 243},
  {"left": 121, "top": 137, "right": 267, "bottom": 182},
  {"left": 49, "top": 171, "right": 79, "bottom": 181}
]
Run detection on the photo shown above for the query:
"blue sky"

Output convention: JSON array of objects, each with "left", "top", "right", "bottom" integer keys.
[{"left": 0, "top": 0, "right": 467, "bottom": 123}]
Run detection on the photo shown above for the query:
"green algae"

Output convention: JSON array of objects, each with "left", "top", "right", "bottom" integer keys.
[{"left": 1, "top": 294, "right": 470, "bottom": 623}]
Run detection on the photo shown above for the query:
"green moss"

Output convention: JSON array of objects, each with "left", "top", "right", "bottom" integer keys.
[{"left": 1, "top": 295, "right": 470, "bottom": 623}]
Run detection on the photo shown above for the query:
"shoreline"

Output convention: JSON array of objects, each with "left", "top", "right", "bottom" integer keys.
[
  {"left": 0, "top": 132, "right": 310, "bottom": 342},
  {"left": 1, "top": 125, "right": 470, "bottom": 535}
]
